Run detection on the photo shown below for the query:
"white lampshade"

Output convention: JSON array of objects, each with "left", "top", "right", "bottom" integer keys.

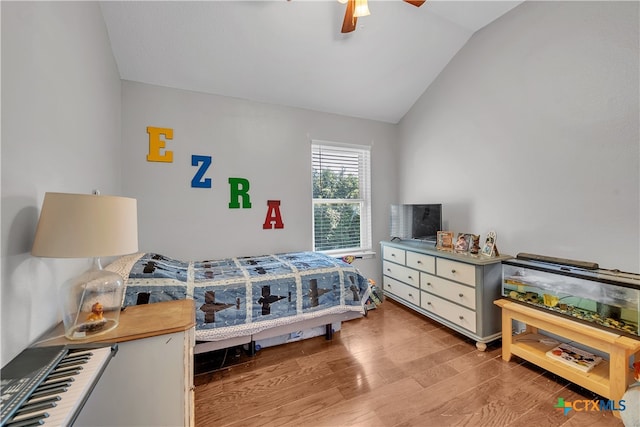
[
  {"left": 31, "top": 192, "right": 138, "bottom": 340},
  {"left": 32, "top": 192, "right": 138, "bottom": 258}
]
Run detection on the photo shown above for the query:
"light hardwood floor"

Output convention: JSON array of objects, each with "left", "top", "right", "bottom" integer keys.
[{"left": 194, "top": 299, "right": 625, "bottom": 427}]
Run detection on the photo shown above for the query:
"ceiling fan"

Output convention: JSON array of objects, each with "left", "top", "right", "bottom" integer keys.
[{"left": 341, "top": 0, "right": 426, "bottom": 33}]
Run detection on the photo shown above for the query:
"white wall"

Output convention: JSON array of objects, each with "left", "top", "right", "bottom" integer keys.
[
  {"left": 398, "top": 1, "right": 639, "bottom": 272},
  {"left": 1, "top": 2, "right": 122, "bottom": 366},
  {"left": 121, "top": 81, "right": 397, "bottom": 285}
]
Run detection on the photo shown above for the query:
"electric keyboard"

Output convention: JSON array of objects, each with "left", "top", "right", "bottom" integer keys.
[{"left": 1, "top": 344, "right": 117, "bottom": 427}]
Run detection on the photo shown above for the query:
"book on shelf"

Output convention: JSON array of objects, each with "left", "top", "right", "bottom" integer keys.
[{"left": 545, "top": 342, "right": 603, "bottom": 373}]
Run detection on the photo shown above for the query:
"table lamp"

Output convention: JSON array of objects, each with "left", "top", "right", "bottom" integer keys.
[{"left": 31, "top": 192, "right": 138, "bottom": 340}]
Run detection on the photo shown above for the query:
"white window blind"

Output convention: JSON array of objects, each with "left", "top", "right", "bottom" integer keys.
[{"left": 312, "top": 141, "right": 371, "bottom": 253}]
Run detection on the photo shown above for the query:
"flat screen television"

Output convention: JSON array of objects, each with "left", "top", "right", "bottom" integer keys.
[{"left": 390, "top": 204, "right": 442, "bottom": 243}]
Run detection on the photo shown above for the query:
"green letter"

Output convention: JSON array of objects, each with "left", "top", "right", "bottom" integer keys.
[{"left": 229, "top": 178, "right": 251, "bottom": 208}]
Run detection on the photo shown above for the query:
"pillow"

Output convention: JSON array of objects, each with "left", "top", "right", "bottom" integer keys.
[{"left": 105, "top": 252, "right": 146, "bottom": 281}]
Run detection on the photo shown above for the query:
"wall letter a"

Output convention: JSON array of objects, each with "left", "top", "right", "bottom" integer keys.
[{"left": 263, "top": 200, "right": 284, "bottom": 229}]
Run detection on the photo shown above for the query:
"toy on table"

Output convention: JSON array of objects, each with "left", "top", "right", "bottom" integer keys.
[{"left": 86, "top": 302, "right": 104, "bottom": 322}]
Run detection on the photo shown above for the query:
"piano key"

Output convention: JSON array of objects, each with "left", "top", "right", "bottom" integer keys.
[
  {"left": 55, "top": 359, "right": 89, "bottom": 369},
  {"left": 16, "top": 400, "right": 57, "bottom": 414},
  {"left": 39, "top": 346, "right": 114, "bottom": 426},
  {"left": 5, "top": 412, "right": 48, "bottom": 427},
  {"left": 60, "top": 353, "right": 91, "bottom": 361},
  {"left": 43, "top": 373, "right": 75, "bottom": 383},
  {"left": 29, "top": 387, "right": 67, "bottom": 400},
  {"left": 50, "top": 365, "right": 84, "bottom": 375},
  {"left": 23, "top": 395, "right": 61, "bottom": 406},
  {"left": 36, "top": 378, "right": 75, "bottom": 391},
  {"left": 56, "top": 358, "right": 88, "bottom": 369},
  {"left": 64, "top": 350, "right": 94, "bottom": 358},
  {"left": 45, "top": 369, "right": 81, "bottom": 381},
  {"left": 57, "top": 353, "right": 91, "bottom": 363},
  {"left": 9, "top": 408, "right": 49, "bottom": 423}
]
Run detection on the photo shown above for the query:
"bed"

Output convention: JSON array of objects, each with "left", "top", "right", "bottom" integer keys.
[{"left": 107, "top": 251, "right": 371, "bottom": 355}]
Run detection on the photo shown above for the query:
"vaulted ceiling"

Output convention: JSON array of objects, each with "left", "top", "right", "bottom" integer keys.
[{"left": 100, "top": 1, "right": 524, "bottom": 123}]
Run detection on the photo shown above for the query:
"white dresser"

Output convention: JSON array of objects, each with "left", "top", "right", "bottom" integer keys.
[{"left": 381, "top": 240, "right": 510, "bottom": 350}]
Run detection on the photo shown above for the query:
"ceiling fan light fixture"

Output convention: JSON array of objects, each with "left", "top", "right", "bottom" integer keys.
[{"left": 353, "top": 0, "right": 370, "bottom": 18}]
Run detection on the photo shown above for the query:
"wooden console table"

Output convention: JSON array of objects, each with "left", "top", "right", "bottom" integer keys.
[
  {"left": 495, "top": 298, "right": 640, "bottom": 405},
  {"left": 36, "top": 299, "right": 195, "bottom": 427}
]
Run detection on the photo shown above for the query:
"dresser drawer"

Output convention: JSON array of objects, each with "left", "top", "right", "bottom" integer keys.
[
  {"left": 436, "top": 258, "right": 476, "bottom": 287},
  {"left": 383, "top": 276, "right": 420, "bottom": 306},
  {"left": 420, "top": 273, "right": 476, "bottom": 310},
  {"left": 382, "top": 261, "right": 420, "bottom": 288},
  {"left": 420, "top": 292, "right": 477, "bottom": 333},
  {"left": 406, "top": 251, "right": 435, "bottom": 274},
  {"left": 383, "top": 246, "right": 406, "bottom": 264}
]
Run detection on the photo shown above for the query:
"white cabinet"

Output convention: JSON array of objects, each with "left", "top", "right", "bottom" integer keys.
[
  {"left": 75, "top": 328, "right": 195, "bottom": 427},
  {"left": 381, "top": 241, "right": 510, "bottom": 351},
  {"left": 38, "top": 300, "right": 195, "bottom": 426}
]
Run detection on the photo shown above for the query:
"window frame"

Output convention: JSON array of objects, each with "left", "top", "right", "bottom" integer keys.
[{"left": 311, "top": 140, "right": 372, "bottom": 255}]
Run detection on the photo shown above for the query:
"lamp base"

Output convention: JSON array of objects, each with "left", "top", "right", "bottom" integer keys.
[
  {"left": 65, "top": 319, "right": 119, "bottom": 340},
  {"left": 60, "top": 262, "right": 124, "bottom": 341}
]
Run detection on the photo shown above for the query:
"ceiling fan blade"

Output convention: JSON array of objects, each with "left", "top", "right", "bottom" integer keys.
[
  {"left": 341, "top": 0, "right": 357, "bottom": 33},
  {"left": 404, "top": 0, "right": 426, "bottom": 7}
]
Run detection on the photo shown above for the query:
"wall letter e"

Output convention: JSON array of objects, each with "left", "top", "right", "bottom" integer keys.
[{"left": 147, "top": 126, "right": 174, "bottom": 162}]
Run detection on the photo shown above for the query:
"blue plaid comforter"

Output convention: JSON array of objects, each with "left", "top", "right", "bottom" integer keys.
[{"left": 113, "top": 251, "right": 369, "bottom": 341}]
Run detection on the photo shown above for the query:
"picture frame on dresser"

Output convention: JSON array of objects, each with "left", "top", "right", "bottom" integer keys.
[
  {"left": 436, "top": 231, "right": 454, "bottom": 251},
  {"left": 469, "top": 234, "right": 481, "bottom": 255},
  {"left": 481, "top": 231, "right": 497, "bottom": 257},
  {"left": 454, "top": 233, "right": 474, "bottom": 254}
]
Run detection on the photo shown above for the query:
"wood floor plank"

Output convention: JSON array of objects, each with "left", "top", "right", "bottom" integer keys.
[
  {"left": 194, "top": 299, "right": 626, "bottom": 427},
  {"left": 225, "top": 386, "right": 347, "bottom": 427}
]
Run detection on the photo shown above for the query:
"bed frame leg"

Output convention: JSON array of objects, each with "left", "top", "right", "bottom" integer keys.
[
  {"left": 247, "top": 341, "right": 256, "bottom": 356},
  {"left": 325, "top": 324, "right": 333, "bottom": 340}
]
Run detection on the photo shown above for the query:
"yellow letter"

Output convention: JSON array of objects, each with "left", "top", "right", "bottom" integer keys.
[
  {"left": 587, "top": 400, "right": 600, "bottom": 411},
  {"left": 147, "top": 126, "right": 174, "bottom": 162}
]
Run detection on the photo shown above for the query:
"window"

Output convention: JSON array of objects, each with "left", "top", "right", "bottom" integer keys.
[{"left": 312, "top": 141, "right": 371, "bottom": 254}]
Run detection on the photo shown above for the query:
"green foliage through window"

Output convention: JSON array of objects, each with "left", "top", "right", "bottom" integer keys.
[{"left": 312, "top": 143, "right": 371, "bottom": 252}]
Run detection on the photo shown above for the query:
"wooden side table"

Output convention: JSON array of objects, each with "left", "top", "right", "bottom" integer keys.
[
  {"left": 36, "top": 299, "right": 196, "bottom": 427},
  {"left": 495, "top": 298, "right": 640, "bottom": 411}
]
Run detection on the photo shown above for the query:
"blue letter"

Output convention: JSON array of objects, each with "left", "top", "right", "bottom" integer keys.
[{"left": 191, "top": 155, "right": 212, "bottom": 188}]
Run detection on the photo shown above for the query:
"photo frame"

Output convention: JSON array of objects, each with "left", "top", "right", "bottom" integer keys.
[
  {"left": 454, "top": 233, "right": 471, "bottom": 254},
  {"left": 469, "top": 234, "right": 481, "bottom": 255},
  {"left": 436, "top": 231, "right": 454, "bottom": 252},
  {"left": 481, "top": 231, "right": 497, "bottom": 257}
]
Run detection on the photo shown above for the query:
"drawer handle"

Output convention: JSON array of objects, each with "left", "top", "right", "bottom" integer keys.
[
  {"left": 426, "top": 282, "right": 432, "bottom": 286},
  {"left": 459, "top": 315, "right": 464, "bottom": 320},
  {"left": 426, "top": 301, "right": 432, "bottom": 305},
  {"left": 417, "top": 260, "right": 422, "bottom": 264},
  {"left": 408, "top": 275, "right": 413, "bottom": 280},
  {"left": 408, "top": 293, "right": 413, "bottom": 297},
  {"left": 387, "top": 268, "right": 391, "bottom": 272},
  {"left": 451, "top": 269, "right": 457, "bottom": 274},
  {"left": 458, "top": 293, "right": 464, "bottom": 298},
  {"left": 391, "top": 253, "right": 396, "bottom": 257}
]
